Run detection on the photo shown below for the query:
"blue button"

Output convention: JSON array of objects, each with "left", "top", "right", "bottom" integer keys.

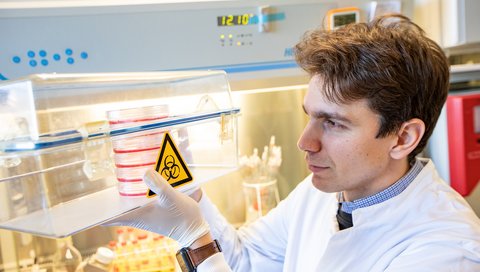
[
  {"left": 53, "top": 54, "right": 61, "bottom": 61},
  {"left": 80, "top": 52, "right": 88, "bottom": 59},
  {"left": 39, "top": 50, "right": 47, "bottom": 57},
  {"left": 67, "top": 57, "right": 75, "bottom": 64},
  {"left": 27, "top": 51, "right": 35, "bottom": 58},
  {"left": 12, "top": 56, "right": 21, "bottom": 63},
  {"left": 41, "top": 59, "right": 49, "bottom": 66},
  {"left": 65, "top": 48, "right": 73, "bottom": 56},
  {"left": 29, "top": 60, "right": 37, "bottom": 67}
]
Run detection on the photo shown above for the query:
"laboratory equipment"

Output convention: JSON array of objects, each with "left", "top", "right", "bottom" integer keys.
[
  {"left": 0, "top": 0, "right": 414, "bottom": 82},
  {"left": 326, "top": 6, "right": 360, "bottom": 30},
  {"left": 427, "top": 64, "right": 480, "bottom": 197},
  {"left": 446, "top": 91, "right": 480, "bottom": 196},
  {"left": 243, "top": 177, "right": 280, "bottom": 223},
  {"left": 0, "top": 71, "right": 239, "bottom": 238},
  {"left": 239, "top": 136, "right": 281, "bottom": 222}
]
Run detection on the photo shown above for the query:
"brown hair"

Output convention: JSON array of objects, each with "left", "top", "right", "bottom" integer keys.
[{"left": 294, "top": 14, "right": 449, "bottom": 162}]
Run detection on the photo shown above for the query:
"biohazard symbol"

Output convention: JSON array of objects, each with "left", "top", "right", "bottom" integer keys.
[
  {"left": 146, "top": 132, "right": 193, "bottom": 198},
  {"left": 161, "top": 155, "right": 180, "bottom": 181}
]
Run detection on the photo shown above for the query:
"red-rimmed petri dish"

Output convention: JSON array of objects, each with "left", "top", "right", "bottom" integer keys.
[{"left": 107, "top": 105, "right": 169, "bottom": 197}]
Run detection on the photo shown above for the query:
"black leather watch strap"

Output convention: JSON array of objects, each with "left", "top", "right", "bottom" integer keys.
[{"left": 188, "top": 239, "right": 222, "bottom": 268}]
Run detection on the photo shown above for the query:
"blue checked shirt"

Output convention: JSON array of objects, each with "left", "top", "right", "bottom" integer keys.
[{"left": 339, "top": 159, "right": 424, "bottom": 214}]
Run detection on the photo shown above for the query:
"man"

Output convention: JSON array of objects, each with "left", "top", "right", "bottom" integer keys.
[{"left": 108, "top": 14, "right": 480, "bottom": 271}]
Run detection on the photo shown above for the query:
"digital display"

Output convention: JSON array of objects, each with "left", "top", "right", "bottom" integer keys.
[
  {"left": 217, "top": 14, "right": 252, "bottom": 27},
  {"left": 333, "top": 13, "right": 357, "bottom": 27}
]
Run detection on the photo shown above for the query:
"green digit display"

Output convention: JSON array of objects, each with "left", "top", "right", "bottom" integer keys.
[{"left": 217, "top": 14, "right": 252, "bottom": 27}]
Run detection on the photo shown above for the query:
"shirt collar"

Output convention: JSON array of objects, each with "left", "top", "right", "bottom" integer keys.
[{"left": 339, "top": 159, "right": 424, "bottom": 214}]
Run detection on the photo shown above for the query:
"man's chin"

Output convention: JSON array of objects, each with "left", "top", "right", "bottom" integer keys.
[{"left": 310, "top": 177, "right": 339, "bottom": 193}]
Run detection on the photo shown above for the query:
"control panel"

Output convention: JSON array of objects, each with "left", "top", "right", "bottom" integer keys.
[{"left": 0, "top": 1, "right": 338, "bottom": 80}]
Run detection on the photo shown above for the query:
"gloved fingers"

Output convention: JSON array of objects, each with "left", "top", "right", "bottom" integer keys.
[
  {"left": 143, "top": 169, "right": 202, "bottom": 200},
  {"left": 143, "top": 169, "right": 183, "bottom": 200}
]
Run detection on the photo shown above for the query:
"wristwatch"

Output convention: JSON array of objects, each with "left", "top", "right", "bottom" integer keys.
[{"left": 176, "top": 239, "right": 222, "bottom": 272}]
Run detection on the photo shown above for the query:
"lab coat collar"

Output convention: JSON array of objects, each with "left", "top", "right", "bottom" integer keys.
[{"left": 350, "top": 158, "right": 436, "bottom": 227}]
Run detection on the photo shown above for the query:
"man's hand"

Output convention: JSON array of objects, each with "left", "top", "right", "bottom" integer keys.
[{"left": 104, "top": 169, "right": 209, "bottom": 248}]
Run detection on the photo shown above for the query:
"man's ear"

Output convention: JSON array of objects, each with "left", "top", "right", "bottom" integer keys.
[{"left": 390, "top": 118, "right": 425, "bottom": 160}]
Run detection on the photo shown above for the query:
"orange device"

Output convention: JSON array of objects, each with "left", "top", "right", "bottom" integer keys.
[{"left": 326, "top": 7, "right": 360, "bottom": 30}]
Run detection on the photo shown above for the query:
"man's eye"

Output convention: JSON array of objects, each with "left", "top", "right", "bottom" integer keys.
[
  {"left": 326, "top": 120, "right": 337, "bottom": 126},
  {"left": 324, "top": 119, "right": 343, "bottom": 129}
]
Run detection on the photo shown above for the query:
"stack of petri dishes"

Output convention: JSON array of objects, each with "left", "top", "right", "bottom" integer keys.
[{"left": 107, "top": 105, "right": 169, "bottom": 197}]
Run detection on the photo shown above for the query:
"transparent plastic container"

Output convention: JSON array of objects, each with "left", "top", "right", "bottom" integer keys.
[
  {"left": 243, "top": 177, "right": 280, "bottom": 223},
  {"left": 0, "top": 71, "right": 239, "bottom": 238}
]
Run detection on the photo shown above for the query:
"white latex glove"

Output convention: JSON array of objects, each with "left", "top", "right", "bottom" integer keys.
[{"left": 105, "top": 169, "right": 209, "bottom": 248}]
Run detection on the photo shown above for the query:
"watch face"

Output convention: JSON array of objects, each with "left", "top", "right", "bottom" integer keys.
[{"left": 176, "top": 249, "right": 195, "bottom": 272}]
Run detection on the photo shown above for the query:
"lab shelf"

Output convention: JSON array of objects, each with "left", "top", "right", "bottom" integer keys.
[{"left": 0, "top": 167, "right": 236, "bottom": 238}]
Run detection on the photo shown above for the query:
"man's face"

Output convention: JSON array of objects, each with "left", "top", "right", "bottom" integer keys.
[{"left": 298, "top": 75, "right": 399, "bottom": 201}]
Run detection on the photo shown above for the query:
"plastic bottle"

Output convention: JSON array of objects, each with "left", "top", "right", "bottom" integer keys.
[{"left": 75, "top": 247, "right": 115, "bottom": 272}]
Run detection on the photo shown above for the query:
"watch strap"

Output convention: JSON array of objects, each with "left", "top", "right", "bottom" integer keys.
[{"left": 188, "top": 239, "right": 222, "bottom": 268}]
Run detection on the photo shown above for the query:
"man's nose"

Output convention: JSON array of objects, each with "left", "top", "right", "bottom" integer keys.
[{"left": 297, "top": 123, "right": 321, "bottom": 152}]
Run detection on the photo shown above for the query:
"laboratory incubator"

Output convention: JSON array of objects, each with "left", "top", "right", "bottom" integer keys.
[{"left": 0, "top": 71, "right": 239, "bottom": 238}]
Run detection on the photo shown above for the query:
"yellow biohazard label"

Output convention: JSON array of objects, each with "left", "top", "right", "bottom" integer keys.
[{"left": 146, "top": 132, "right": 193, "bottom": 198}]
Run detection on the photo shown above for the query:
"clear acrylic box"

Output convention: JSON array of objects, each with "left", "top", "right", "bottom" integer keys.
[{"left": 0, "top": 71, "right": 239, "bottom": 238}]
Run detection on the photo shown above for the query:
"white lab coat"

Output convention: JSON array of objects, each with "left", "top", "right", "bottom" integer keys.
[{"left": 199, "top": 159, "right": 480, "bottom": 271}]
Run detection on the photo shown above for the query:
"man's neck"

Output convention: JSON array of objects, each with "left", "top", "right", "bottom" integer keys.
[
  {"left": 339, "top": 159, "right": 423, "bottom": 214},
  {"left": 343, "top": 159, "right": 410, "bottom": 202}
]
